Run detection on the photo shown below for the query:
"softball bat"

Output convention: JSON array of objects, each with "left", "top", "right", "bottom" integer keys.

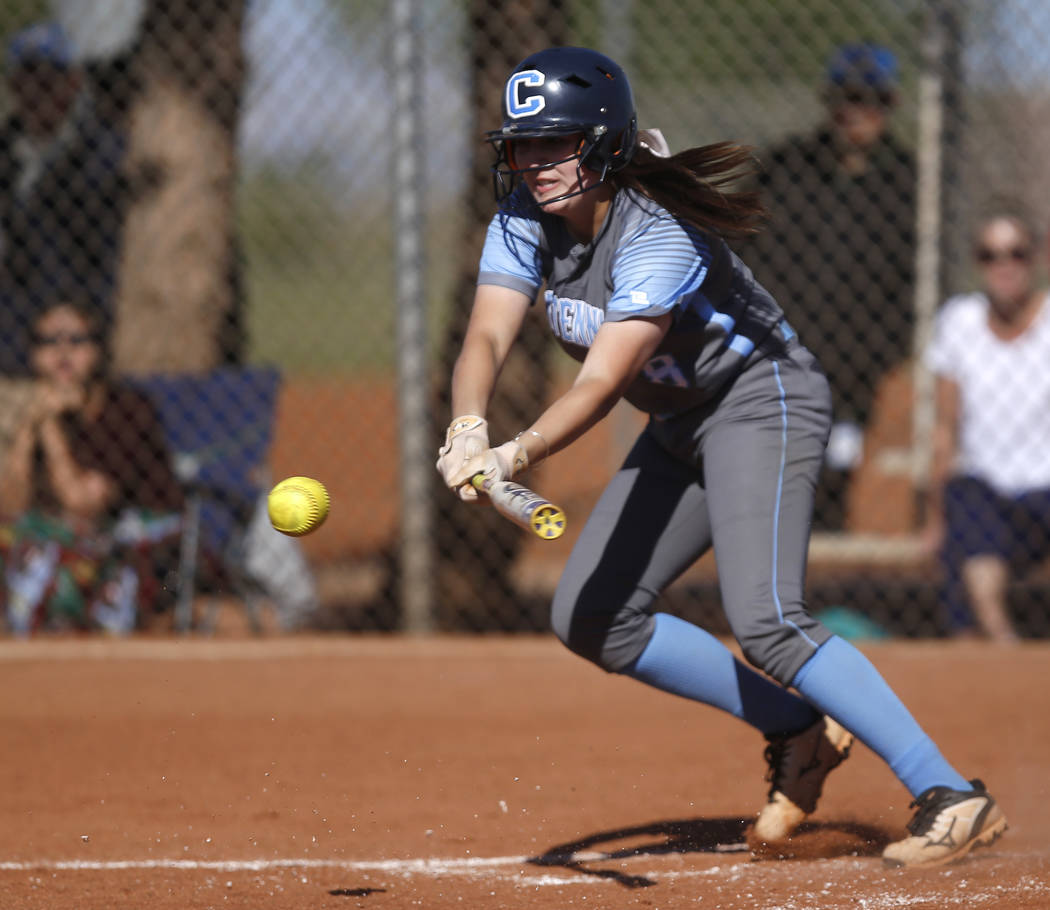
[{"left": 471, "top": 475, "right": 566, "bottom": 540}]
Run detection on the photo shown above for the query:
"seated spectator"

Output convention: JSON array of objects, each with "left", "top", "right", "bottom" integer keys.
[
  {"left": 0, "top": 299, "right": 183, "bottom": 635},
  {"left": 0, "top": 21, "right": 128, "bottom": 374},
  {"left": 921, "top": 202, "right": 1050, "bottom": 642}
]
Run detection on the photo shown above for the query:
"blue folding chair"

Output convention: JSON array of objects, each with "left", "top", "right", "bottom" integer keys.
[{"left": 131, "top": 366, "right": 282, "bottom": 633}]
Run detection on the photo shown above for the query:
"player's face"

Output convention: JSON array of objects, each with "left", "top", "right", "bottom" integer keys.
[
  {"left": 31, "top": 305, "right": 100, "bottom": 386},
  {"left": 976, "top": 218, "right": 1036, "bottom": 315},
  {"left": 508, "top": 134, "right": 599, "bottom": 211}
]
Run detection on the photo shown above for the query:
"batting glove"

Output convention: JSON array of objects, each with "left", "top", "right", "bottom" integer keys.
[
  {"left": 436, "top": 415, "right": 489, "bottom": 501},
  {"left": 447, "top": 440, "right": 528, "bottom": 501}
]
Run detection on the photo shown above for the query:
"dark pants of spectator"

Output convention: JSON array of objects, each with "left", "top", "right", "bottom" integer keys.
[
  {"left": 940, "top": 475, "right": 1050, "bottom": 633},
  {"left": 812, "top": 466, "right": 851, "bottom": 532}
]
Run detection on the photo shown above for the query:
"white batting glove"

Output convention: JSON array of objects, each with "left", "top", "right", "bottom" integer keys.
[
  {"left": 436, "top": 415, "right": 489, "bottom": 501},
  {"left": 448, "top": 440, "right": 528, "bottom": 499}
]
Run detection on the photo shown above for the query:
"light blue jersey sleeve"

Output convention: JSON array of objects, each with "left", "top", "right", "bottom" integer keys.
[
  {"left": 477, "top": 211, "right": 544, "bottom": 299},
  {"left": 606, "top": 215, "right": 712, "bottom": 321}
]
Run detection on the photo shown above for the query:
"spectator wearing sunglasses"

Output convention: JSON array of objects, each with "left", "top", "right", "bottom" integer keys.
[
  {"left": 740, "top": 43, "right": 916, "bottom": 531},
  {"left": 0, "top": 299, "right": 182, "bottom": 635},
  {"left": 920, "top": 203, "right": 1050, "bottom": 642}
]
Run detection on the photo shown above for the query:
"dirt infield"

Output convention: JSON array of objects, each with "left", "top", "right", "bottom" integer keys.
[{"left": 1, "top": 635, "right": 1047, "bottom": 909}]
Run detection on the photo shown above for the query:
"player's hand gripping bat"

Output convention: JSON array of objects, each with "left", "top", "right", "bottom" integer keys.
[{"left": 471, "top": 475, "right": 566, "bottom": 540}]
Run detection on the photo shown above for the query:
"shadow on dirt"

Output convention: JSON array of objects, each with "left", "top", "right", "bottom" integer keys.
[
  {"left": 328, "top": 887, "right": 387, "bottom": 897},
  {"left": 528, "top": 815, "right": 894, "bottom": 888}
]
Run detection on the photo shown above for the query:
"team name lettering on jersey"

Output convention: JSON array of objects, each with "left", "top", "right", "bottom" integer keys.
[
  {"left": 545, "top": 293, "right": 605, "bottom": 347},
  {"left": 506, "top": 70, "right": 546, "bottom": 118}
]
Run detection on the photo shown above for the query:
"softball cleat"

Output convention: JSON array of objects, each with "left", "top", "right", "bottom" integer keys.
[
  {"left": 882, "top": 778, "right": 1007, "bottom": 868},
  {"left": 751, "top": 715, "right": 854, "bottom": 844}
]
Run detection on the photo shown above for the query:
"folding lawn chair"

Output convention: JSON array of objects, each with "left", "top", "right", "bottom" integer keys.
[{"left": 131, "top": 365, "right": 282, "bottom": 633}]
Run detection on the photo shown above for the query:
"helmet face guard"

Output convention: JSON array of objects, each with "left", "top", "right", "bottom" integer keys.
[
  {"left": 486, "top": 47, "right": 638, "bottom": 206},
  {"left": 487, "top": 127, "right": 618, "bottom": 206}
]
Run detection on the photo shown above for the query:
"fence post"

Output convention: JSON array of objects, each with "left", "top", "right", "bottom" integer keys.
[
  {"left": 392, "top": 0, "right": 433, "bottom": 634},
  {"left": 911, "top": 1, "right": 949, "bottom": 499}
]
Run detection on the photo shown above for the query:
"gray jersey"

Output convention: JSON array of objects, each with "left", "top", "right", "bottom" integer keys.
[{"left": 478, "top": 185, "right": 789, "bottom": 417}]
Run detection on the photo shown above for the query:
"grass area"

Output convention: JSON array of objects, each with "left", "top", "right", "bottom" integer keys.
[
  {"left": 244, "top": 236, "right": 396, "bottom": 372},
  {"left": 239, "top": 168, "right": 465, "bottom": 375}
]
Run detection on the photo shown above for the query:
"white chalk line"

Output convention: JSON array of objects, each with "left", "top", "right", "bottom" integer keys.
[
  {"left": 3, "top": 853, "right": 1048, "bottom": 907},
  {"left": 0, "top": 855, "right": 531, "bottom": 874},
  {"left": 0, "top": 853, "right": 733, "bottom": 889},
  {"left": 0, "top": 845, "right": 755, "bottom": 877}
]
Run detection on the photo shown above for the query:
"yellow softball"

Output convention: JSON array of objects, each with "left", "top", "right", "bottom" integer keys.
[{"left": 267, "top": 476, "right": 330, "bottom": 537}]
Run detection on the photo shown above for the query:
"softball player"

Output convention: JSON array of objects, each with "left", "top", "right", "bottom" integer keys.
[{"left": 436, "top": 46, "right": 1005, "bottom": 868}]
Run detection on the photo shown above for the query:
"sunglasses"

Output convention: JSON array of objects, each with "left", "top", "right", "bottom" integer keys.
[
  {"left": 975, "top": 246, "right": 1032, "bottom": 265},
  {"left": 33, "top": 332, "right": 96, "bottom": 347},
  {"left": 829, "top": 87, "right": 895, "bottom": 109},
  {"left": 844, "top": 89, "right": 894, "bottom": 106}
]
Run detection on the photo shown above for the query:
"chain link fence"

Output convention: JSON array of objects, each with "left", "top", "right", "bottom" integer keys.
[{"left": 0, "top": 0, "right": 1048, "bottom": 640}]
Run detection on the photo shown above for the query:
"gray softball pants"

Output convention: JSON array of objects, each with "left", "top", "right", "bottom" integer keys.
[{"left": 550, "top": 342, "right": 835, "bottom": 686}]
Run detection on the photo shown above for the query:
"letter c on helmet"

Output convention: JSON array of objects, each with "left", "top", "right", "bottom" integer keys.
[{"left": 506, "top": 70, "right": 545, "bottom": 118}]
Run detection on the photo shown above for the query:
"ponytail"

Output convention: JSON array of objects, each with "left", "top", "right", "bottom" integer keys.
[{"left": 612, "top": 141, "right": 766, "bottom": 238}]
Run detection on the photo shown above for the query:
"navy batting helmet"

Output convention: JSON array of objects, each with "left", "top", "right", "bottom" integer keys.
[{"left": 486, "top": 46, "right": 638, "bottom": 203}]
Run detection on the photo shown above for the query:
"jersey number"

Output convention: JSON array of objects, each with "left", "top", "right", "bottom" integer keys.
[{"left": 642, "top": 354, "right": 689, "bottom": 388}]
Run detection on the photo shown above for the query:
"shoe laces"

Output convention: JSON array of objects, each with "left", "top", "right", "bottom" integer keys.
[
  {"left": 762, "top": 732, "right": 805, "bottom": 796},
  {"left": 763, "top": 737, "right": 783, "bottom": 781},
  {"left": 905, "top": 778, "right": 985, "bottom": 836}
]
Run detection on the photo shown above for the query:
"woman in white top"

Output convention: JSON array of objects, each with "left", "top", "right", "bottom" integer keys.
[{"left": 923, "top": 202, "right": 1050, "bottom": 642}]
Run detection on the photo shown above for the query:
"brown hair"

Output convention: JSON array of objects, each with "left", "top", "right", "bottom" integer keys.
[
  {"left": 31, "top": 297, "right": 110, "bottom": 380},
  {"left": 611, "top": 142, "right": 766, "bottom": 239},
  {"left": 32, "top": 298, "right": 105, "bottom": 343}
]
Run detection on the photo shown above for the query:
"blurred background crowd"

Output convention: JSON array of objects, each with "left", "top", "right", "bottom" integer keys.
[{"left": 0, "top": 0, "right": 1048, "bottom": 643}]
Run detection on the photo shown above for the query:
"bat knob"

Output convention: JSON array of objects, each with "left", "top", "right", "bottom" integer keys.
[{"left": 531, "top": 504, "right": 566, "bottom": 540}]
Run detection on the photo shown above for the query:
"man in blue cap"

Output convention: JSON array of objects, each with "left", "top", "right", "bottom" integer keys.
[
  {"left": 0, "top": 20, "right": 128, "bottom": 374},
  {"left": 741, "top": 43, "right": 916, "bottom": 531}
]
